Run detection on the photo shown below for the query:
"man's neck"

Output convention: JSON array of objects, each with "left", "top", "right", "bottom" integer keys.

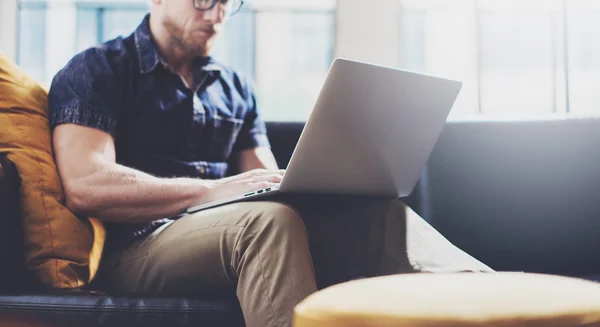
[{"left": 148, "top": 14, "right": 195, "bottom": 86}]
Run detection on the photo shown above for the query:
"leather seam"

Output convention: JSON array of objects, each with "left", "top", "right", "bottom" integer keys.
[{"left": 0, "top": 304, "right": 235, "bottom": 312}]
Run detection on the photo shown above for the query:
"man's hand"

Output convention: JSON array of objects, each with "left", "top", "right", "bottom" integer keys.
[{"left": 202, "top": 169, "right": 284, "bottom": 203}]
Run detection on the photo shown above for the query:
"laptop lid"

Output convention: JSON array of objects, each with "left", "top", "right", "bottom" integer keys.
[{"left": 279, "top": 58, "right": 462, "bottom": 198}]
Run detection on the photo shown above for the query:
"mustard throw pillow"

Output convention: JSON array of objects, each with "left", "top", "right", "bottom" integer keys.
[{"left": 0, "top": 52, "right": 105, "bottom": 288}]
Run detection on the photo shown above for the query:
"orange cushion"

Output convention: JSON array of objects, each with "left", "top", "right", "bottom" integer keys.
[
  {"left": 0, "top": 51, "right": 105, "bottom": 288},
  {"left": 294, "top": 273, "right": 600, "bottom": 327}
]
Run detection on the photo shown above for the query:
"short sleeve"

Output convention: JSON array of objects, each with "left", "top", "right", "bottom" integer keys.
[
  {"left": 233, "top": 78, "right": 271, "bottom": 152},
  {"left": 48, "top": 47, "right": 125, "bottom": 138}
]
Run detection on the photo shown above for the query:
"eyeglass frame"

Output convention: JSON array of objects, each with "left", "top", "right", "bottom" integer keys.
[{"left": 192, "top": 0, "right": 245, "bottom": 16}]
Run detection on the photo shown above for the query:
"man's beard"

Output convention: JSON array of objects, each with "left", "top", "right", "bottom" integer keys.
[{"left": 163, "top": 16, "right": 212, "bottom": 57}]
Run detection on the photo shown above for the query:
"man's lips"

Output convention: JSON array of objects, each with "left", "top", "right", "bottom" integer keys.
[
  {"left": 196, "top": 27, "right": 218, "bottom": 36},
  {"left": 197, "top": 30, "right": 215, "bottom": 34}
]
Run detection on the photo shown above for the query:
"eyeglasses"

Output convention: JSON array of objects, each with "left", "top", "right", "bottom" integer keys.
[{"left": 193, "top": 0, "right": 244, "bottom": 17}]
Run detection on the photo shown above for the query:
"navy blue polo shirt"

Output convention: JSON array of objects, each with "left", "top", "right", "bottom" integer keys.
[{"left": 48, "top": 15, "right": 270, "bottom": 245}]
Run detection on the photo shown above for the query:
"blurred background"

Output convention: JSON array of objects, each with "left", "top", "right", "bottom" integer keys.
[{"left": 1, "top": 0, "right": 599, "bottom": 121}]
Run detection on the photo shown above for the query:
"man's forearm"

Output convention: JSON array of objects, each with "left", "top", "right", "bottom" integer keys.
[{"left": 65, "top": 161, "right": 211, "bottom": 223}]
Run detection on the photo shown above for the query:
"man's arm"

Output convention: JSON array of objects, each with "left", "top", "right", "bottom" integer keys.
[
  {"left": 54, "top": 124, "right": 211, "bottom": 223},
  {"left": 54, "top": 124, "right": 283, "bottom": 223},
  {"left": 48, "top": 49, "right": 283, "bottom": 224},
  {"left": 237, "top": 147, "right": 279, "bottom": 172},
  {"left": 232, "top": 75, "right": 278, "bottom": 173}
]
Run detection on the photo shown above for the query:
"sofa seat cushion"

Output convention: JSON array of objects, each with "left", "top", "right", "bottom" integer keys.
[{"left": 0, "top": 292, "right": 244, "bottom": 327}]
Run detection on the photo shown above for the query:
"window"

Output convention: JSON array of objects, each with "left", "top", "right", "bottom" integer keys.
[
  {"left": 16, "top": 0, "right": 336, "bottom": 121},
  {"left": 17, "top": 0, "right": 47, "bottom": 83},
  {"left": 213, "top": 2, "right": 335, "bottom": 121},
  {"left": 17, "top": 0, "right": 150, "bottom": 84},
  {"left": 398, "top": 0, "right": 600, "bottom": 117}
]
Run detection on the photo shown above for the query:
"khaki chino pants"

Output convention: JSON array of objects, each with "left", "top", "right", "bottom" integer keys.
[{"left": 98, "top": 195, "right": 492, "bottom": 327}]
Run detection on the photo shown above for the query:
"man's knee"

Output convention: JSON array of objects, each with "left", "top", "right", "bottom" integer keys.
[{"left": 232, "top": 202, "right": 311, "bottom": 277}]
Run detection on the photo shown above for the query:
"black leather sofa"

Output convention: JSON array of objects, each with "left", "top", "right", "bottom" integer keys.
[{"left": 1, "top": 119, "right": 599, "bottom": 326}]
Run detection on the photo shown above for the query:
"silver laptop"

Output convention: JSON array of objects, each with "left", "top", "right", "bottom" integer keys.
[{"left": 187, "top": 58, "right": 461, "bottom": 214}]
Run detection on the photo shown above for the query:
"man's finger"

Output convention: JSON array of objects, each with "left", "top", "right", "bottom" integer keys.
[{"left": 252, "top": 173, "right": 284, "bottom": 183}]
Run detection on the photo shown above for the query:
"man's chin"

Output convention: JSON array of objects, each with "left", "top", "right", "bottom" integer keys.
[
  {"left": 193, "top": 44, "right": 214, "bottom": 58},
  {"left": 184, "top": 39, "right": 213, "bottom": 57},
  {"left": 183, "top": 44, "right": 208, "bottom": 58},
  {"left": 197, "top": 48, "right": 211, "bottom": 58}
]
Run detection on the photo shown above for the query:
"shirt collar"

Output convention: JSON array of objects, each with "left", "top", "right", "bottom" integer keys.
[{"left": 134, "top": 14, "right": 224, "bottom": 75}]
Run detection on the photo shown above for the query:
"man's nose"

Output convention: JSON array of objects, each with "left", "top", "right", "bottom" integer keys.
[{"left": 201, "top": 2, "right": 224, "bottom": 23}]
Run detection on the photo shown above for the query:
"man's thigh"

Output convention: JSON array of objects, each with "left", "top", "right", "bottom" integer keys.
[{"left": 99, "top": 201, "right": 293, "bottom": 296}]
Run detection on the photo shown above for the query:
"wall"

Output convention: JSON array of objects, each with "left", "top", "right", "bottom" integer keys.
[{"left": 334, "top": 0, "right": 400, "bottom": 67}]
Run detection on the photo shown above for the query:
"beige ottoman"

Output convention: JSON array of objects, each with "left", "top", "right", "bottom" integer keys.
[{"left": 294, "top": 273, "right": 600, "bottom": 327}]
